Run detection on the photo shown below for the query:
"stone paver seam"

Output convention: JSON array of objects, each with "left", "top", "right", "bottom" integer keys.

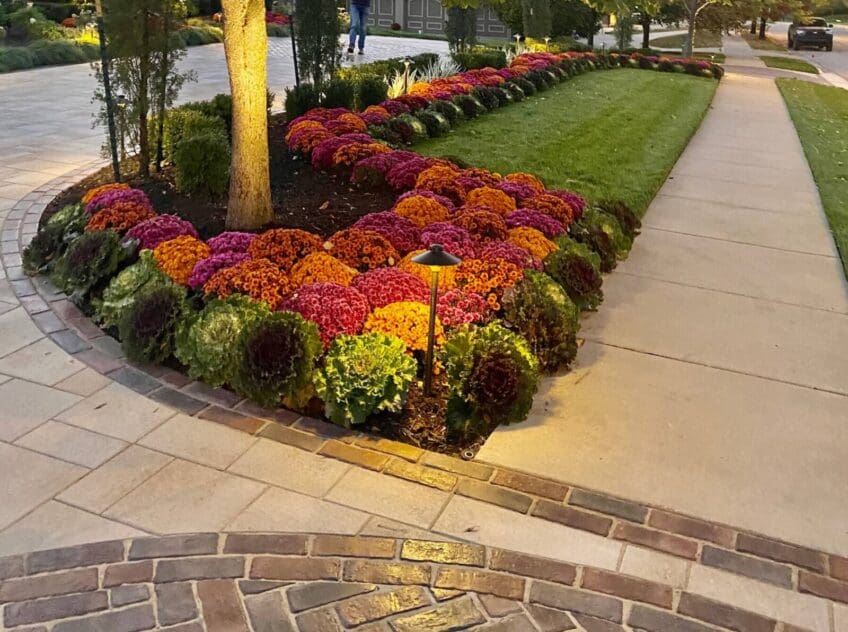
[
  {"left": 640, "top": 224, "right": 839, "bottom": 260},
  {"left": 584, "top": 338, "right": 848, "bottom": 399},
  {"left": 6, "top": 177, "right": 848, "bottom": 608}
]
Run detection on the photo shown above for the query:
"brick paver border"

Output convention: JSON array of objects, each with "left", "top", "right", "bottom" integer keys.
[
  {"left": 3, "top": 173, "right": 848, "bottom": 611},
  {"left": 0, "top": 532, "right": 810, "bottom": 631}
]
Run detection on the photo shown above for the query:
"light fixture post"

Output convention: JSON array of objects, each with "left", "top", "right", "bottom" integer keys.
[
  {"left": 424, "top": 266, "right": 440, "bottom": 396},
  {"left": 411, "top": 244, "right": 461, "bottom": 397}
]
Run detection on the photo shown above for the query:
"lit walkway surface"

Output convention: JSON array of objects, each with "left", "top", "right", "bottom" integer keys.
[
  {"left": 479, "top": 70, "right": 848, "bottom": 556},
  {"left": 3, "top": 40, "right": 848, "bottom": 629}
]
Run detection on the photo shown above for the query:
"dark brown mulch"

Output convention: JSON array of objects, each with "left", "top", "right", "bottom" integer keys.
[{"left": 44, "top": 116, "right": 397, "bottom": 239}]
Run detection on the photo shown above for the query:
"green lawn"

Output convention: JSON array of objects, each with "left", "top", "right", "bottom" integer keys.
[
  {"left": 651, "top": 31, "right": 722, "bottom": 49},
  {"left": 777, "top": 79, "right": 848, "bottom": 277},
  {"left": 416, "top": 70, "right": 718, "bottom": 216},
  {"left": 760, "top": 55, "right": 819, "bottom": 74}
]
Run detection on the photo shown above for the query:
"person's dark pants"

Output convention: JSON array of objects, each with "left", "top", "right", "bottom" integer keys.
[{"left": 349, "top": 5, "right": 368, "bottom": 51}]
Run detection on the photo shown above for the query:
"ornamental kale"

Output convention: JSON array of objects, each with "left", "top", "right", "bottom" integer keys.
[
  {"left": 118, "top": 283, "right": 189, "bottom": 364},
  {"left": 232, "top": 311, "right": 322, "bottom": 409},
  {"left": 577, "top": 207, "right": 633, "bottom": 259},
  {"left": 23, "top": 223, "right": 65, "bottom": 276},
  {"left": 596, "top": 199, "right": 641, "bottom": 240},
  {"left": 442, "top": 322, "right": 539, "bottom": 439},
  {"left": 502, "top": 270, "right": 579, "bottom": 372},
  {"left": 52, "top": 230, "right": 129, "bottom": 299},
  {"left": 314, "top": 332, "right": 417, "bottom": 427},
  {"left": 545, "top": 237, "right": 604, "bottom": 311},
  {"left": 174, "top": 294, "right": 269, "bottom": 387},
  {"left": 93, "top": 250, "right": 172, "bottom": 328}
]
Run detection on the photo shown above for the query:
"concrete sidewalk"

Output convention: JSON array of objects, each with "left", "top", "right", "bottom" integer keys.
[{"left": 478, "top": 71, "right": 848, "bottom": 556}]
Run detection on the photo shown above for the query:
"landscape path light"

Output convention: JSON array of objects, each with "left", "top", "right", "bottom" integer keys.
[
  {"left": 411, "top": 244, "right": 461, "bottom": 396},
  {"left": 403, "top": 57, "right": 412, "bottom": 94}
]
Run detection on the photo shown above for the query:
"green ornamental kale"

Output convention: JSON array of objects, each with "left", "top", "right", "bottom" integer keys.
[
  {"left": 442, "top": 322, "right": 539, "bottom": 439},
  {"left": 23, "top": 204, "right": 87, "bottom": 276},
  {"left": 596, "top": 199, "right": 641, "bottom": 240},
  {"left": 314, "top": 332, "right": 417, "bottom": 428},
  {"left": 174, "top": 295, "right": 270, "bottom": 388},
  {"left": 93, "top": 251, "right": 171, "bottom": 328},
  {"left": 502, "top": 270, "right": 580, "bottom": 373},
  {"left": 118, "top": 283, "right": 189, "bottom": 364},
  {"left": 52, "top": 229, "right": 130, "bottom": 299},
  {"left": 546, "top": 236, "right": 604, "bottom": 311},
  {"left": 232, "top": 311, "right": 322, "bottom": 409},
  {"left": 579, "top": 207, "right": 633, "bottom": 259}
]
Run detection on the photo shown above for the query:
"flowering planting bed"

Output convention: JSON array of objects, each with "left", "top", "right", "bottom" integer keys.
[{"left": 27, "top": 51, "right": 721, "bottom": 453}]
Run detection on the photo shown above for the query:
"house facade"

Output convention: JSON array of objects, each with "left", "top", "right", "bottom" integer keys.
[{"left": 363, "top": 0, "right": 510, "bottom": 39}]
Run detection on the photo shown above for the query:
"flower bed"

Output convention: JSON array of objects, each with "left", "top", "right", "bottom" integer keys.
[{"left": 25, "top": 51, "right": 713, "bottom": 452}]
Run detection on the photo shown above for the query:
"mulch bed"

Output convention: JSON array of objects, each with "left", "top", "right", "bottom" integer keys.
[{"left": 43, "top": 115, "right": 487, "bottom": 455}]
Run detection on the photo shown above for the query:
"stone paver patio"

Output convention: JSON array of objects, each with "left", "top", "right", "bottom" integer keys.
[{"left": 2, "top": 35, "right": 848, "bottom": 629}]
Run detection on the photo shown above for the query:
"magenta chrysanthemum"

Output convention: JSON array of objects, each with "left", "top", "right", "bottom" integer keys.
[
  {"left": 188, "top": 252, "right": 251, "bottom": 290},
  {"left": 504, "top": 209, "right": 566, "bottom": 238},
  {"left": 478, "top": 240, "right": 542, "bottom": 271},
  {"left": 353, "top": 212, "right": 421, "bottom": 253},
  {"left": 84, "top": 187, "right": 152, "bottom": 216},
  {"left": 207, "top": 231, "right": 257, "bottom": 254},
  {"left": 280, "top": 282, "right": 370, "bottom": 347},
  {"left": 350, "top": 268, "right": 429, "bottom": 309},
  {"left": 420, "top": 222, "right": 478, "bottom": 260},
  {"left": 125, "top": 214, "right": 199, "bottom": 250}
]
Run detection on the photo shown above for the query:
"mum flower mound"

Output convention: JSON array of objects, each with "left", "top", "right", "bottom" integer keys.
[
  {"left": 364, "top": 301, "right": 444, "bottom": 353},
  {"left": 281, "top": 283, "right": 370, "bottom": 347}
]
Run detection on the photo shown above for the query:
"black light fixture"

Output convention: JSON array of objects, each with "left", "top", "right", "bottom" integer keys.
[{"left": 412, "top": 244, "right": 461, "bottom": 396}]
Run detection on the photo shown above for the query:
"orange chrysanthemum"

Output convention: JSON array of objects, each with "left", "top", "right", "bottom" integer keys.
[
  {"left": 332, "top": 142, "right": 390, "bottom": 167},
  {"left": 289, "top": 128, "right": 334, "bottom": 154},
  {"left": 337, "top": 112, "right": 368, "bottom": 132},
  {"left": 248, "top": 228, "right": 323, "bottom": 270},
  {"left": 398, "top": 250, "right": 457, "bottom": 290},
  {"left": 363, "top": 301, "right": 444, "bottom": 352},
  {"left": 465, "top": 187, "right": 517, "bottom": 217},
  {"left": 455, "top": 257, "right": 524, "bottom": 311},
  {"left": 505, "top": 172, "right": 545, "bottom": 193},
  {"left": 451, "top": 208, "right": 508, "bottom": 242},
  {"left": 203, "top": 258, "right": 292, "bottom": 310},
  {"left": 507, "top": 227, "right": 558, "bottom": 260},
  {"left": 85, "top": 202, "right": 156, "bottom": 233},
  {"left": 462, "top": 167, "right": 502, "bottom": 187},
  {"left": 153, "top": 235, "right": 212, "bottom": 286},
  {"left": 325, "top": 228, "right": 399, "bottom": 272},
  {"left": 289, "top": 251, "right": 357, "bottom": 287},
  {"left": 415, "top": 165, "right": 465, "bottom": 204},
  {"left": 285, "top": 119, "right": 325, "bottom": 142},
  {"left": 393, "top": 195, "right": 452, "bottom": 228},
  {"left": 524, "top": 192, "right": 574, "bottom": 225},
  {"left": 82, "top": 183, "right": 129, "bottom": 204}
]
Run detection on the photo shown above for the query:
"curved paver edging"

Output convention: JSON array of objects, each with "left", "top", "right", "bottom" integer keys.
[
  {"left": 0, "top": 532, "right": 818, "bottom": 631},
  {"left": 3, "top": 176, "right": 848, "bottom": 617}
]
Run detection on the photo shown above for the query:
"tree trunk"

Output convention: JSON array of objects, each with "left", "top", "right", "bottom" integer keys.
[
  {"left": 138, "top": 2, "right": 151, "bottom": 178},
  {"left": 587, "top": 9, "right": 596, "bottom": 48},
  {"left": 683, "top": 13, "right": 696, "bottom": 57},
  {"left": 750, "top": 18, "right": 757, "bottom": 34},
  {"left": 155, "top": 0, "right": 171, "bottom": 173},
  {"left": 641, "top": 14, "right": 651, "bottom": 50},
  {"left": 758, "top": 15, "right": 766, "bottom": 39},
  {"left": 222, "top": 0, "right": 273, "bottom": 230}
]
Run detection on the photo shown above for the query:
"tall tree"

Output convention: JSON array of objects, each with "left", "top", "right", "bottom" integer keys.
[
  {"left": 678, "top": 0, "right": 730, "bottom": 56},
  {"left": 222, "top": 0, "right": 272, "bottom": 230}
]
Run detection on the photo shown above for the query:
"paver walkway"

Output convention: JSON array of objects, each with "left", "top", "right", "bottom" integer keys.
[
  {"left": 3, "top": 38, "right": 848, "bottom": 628},
  {"left": 479, "top": 60, "right": 848, "bottom": 557}
]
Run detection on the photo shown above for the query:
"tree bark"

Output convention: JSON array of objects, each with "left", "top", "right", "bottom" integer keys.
[
  {"left": 222, "top": 0, "right": 273, "bottom": 230},
  {"left": 758, "top": 15, "right": 766, "bottom": 39},
  {"left": 683, "top": 12, "right": 696, "bottom": 57},
  {"left": 750, "top": 18, "right": 757, "bottom": 34},
  {"left": 641, "top": 14, "right": 651, "bottom": 50}
]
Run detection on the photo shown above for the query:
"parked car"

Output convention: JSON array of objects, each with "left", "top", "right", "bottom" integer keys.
[{"left": 788, "top": 17, "right": 834, "bottom": 51}]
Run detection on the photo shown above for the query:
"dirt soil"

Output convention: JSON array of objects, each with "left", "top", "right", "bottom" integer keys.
[{"left": 46, "top": 117, "right": 397, "bottom": 239}]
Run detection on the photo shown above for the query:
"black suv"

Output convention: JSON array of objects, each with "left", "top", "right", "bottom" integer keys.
[{"left": 788, "top": 17, "right": 834, "bottom": 51}]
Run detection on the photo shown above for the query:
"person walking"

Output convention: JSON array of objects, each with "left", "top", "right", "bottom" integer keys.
[{"left": 348, "top": 0, "right": 370, "bottom": 55}]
